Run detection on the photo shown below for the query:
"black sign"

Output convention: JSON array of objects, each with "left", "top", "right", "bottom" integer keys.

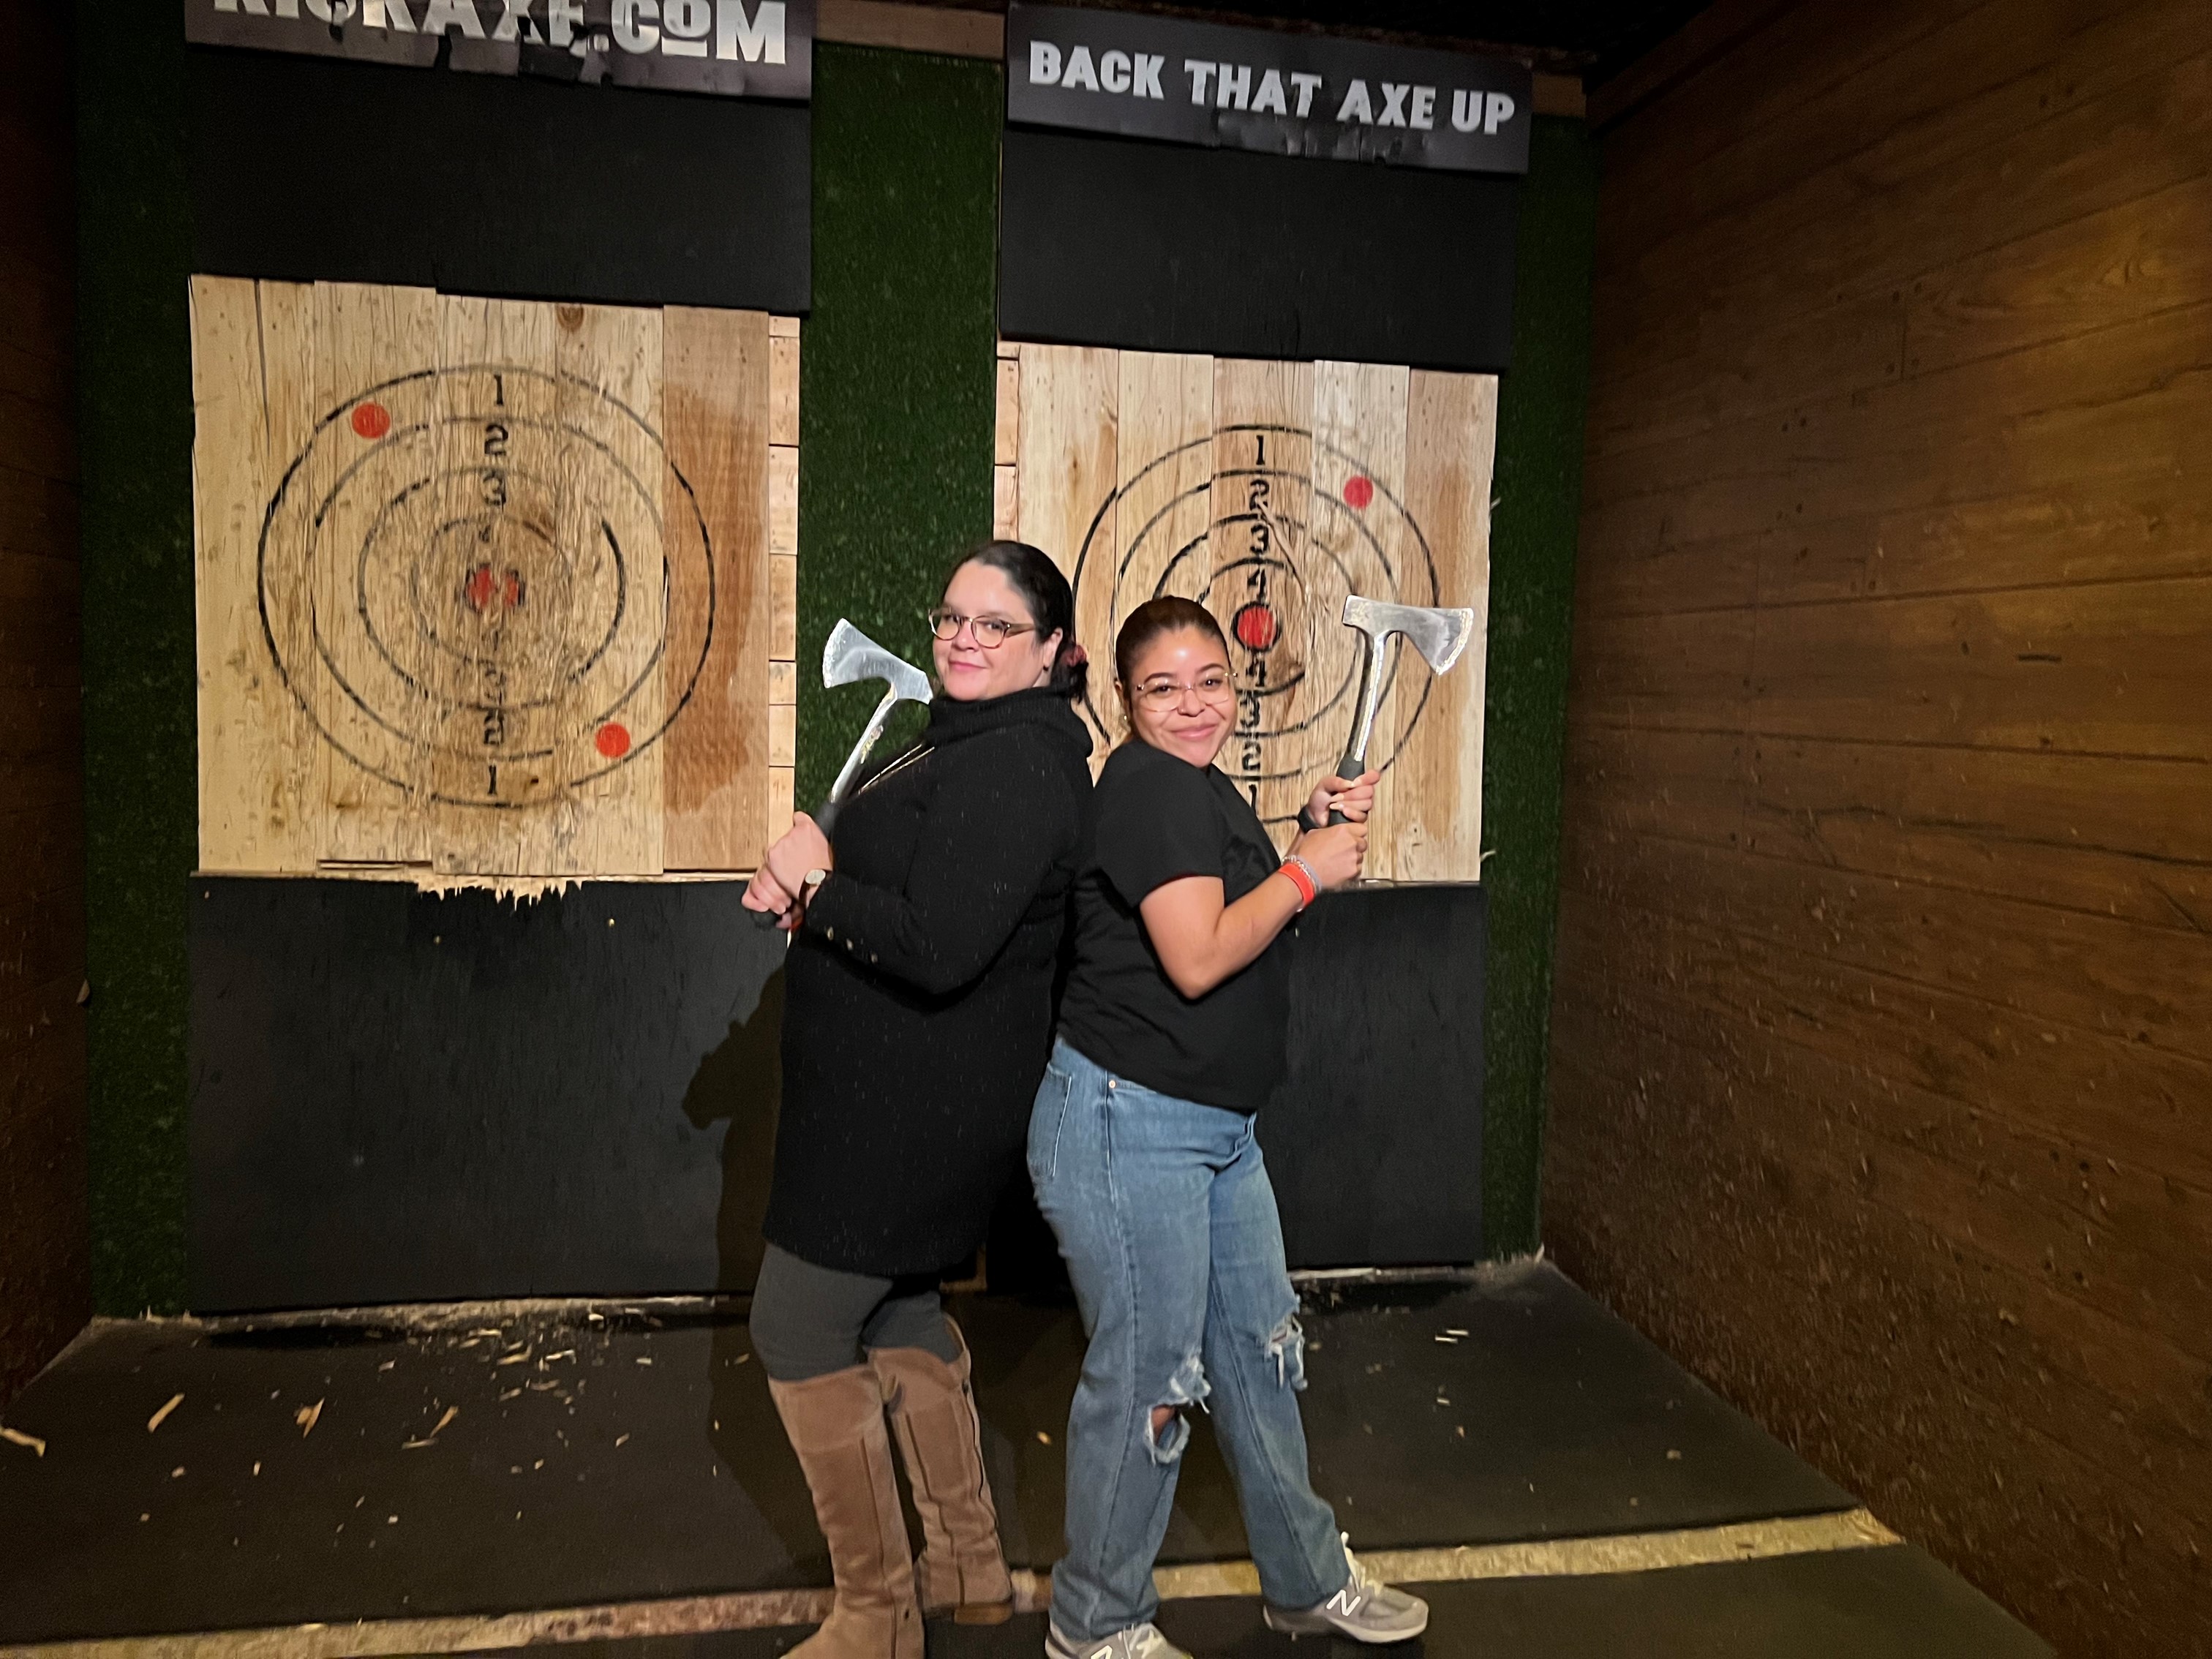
[
  {"left": 1006, "top": 2, "right": 1530, "bottom": 176},
  {"left": 183, "top": 0, "right": 813, "bottom": 99}
]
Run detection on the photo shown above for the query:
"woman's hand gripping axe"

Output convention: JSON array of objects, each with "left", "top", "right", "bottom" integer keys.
[
  {"left": 751, "top": 621, "right": 931, "bottom": 930},
  {"left": 1325, "top": 595, "right": 1476, "bottom": 824},
  {"left": 816, "top": 619, "right": 933, "bottom": 838}
]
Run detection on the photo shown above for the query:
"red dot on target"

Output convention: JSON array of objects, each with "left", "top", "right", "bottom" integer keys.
[
  {"left": 350, "top": 402, "right": 391, "bottom": 440},
  {"left": 1233, "top": 603, "right": 1279, "bottom": 651},
  {"left": 595, "top": 723, "right": 632, "bottom": 759},
  {"left": 1343, "top": 475, "right": 1375, "bottom": 509}
]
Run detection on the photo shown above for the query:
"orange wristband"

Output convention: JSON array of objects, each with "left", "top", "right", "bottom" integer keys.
[{"left": 1278, "top": 855, "right": 1320, "bottom": 910}]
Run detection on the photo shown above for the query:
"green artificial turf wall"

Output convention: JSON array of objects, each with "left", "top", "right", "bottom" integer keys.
[
  {"left": 75, "top": 0, "right": 197, "bottom": 1314},
  {"left": 1481, "top": 116, "right": 1598, "bottom": 1256},
  {"left": 795, "top": 44, "right": 1004, "bottom": 806},
  {"left": 72, "top": 26, "right": 1590, "bottom": 1305}
]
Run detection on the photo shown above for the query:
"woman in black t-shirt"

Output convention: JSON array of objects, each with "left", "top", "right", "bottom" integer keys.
[{"left": 1029, "top": 598, "right": 1430, "bottom": 1659}]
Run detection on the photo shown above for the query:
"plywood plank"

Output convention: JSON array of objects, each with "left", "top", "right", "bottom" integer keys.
[
  {"left": 552, "top": 301, "right": 667, "bottom": 876},
  {"left": 993, "top": 355, "right": 1020, "bottom": 466},
  {"left": 1015, "top": 344, "right": 1117, "bottom": 583},
  {"left": 767, "top": 764, "right": 794, "bottom": 840},
  {"left": 1301, "top": 361, "right": 1411, "bottom": 872},
  {"left": 663, "top": 306, "right": 772, "bottom": 871},
  {"left": 768, "top": 329, "right": 801, "bottom": 447},
  {"left": 992, "top": 463, "right": 1018, "bottom": 539},
  {"left": 317, "top": 281, "right": 445, "bottom": 868},
  {"left": 415, "top": 293, "right": 560, "bottom": 876},
  {"left": 769, "top": 554, "right": 797, "bottom": 661},
  {"left": 1386, "top": 370, "right": 1494, "bottom": 881},
  {"left": 1205, "top": 358, "right": 1313, "bottom": 840},
  {"left": 768, "top": 445, "right": 798, "bottom": 557},
  {"left": 192, "top": 276, "right": 320, "bottom": 875},
  {"left": 1091, "top": 349, "right": 1212, "bottom": 761}
]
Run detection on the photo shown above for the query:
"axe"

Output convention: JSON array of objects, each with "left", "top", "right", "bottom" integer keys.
[
  {"left": 751, "top": 620, "right": 933, "bottom": 930},
  {"left": 1325, "top": 595, "right": 1475, "bottom": 825},
  {"left": 816, "top": 618, "right": 933, "bottom": 838}
]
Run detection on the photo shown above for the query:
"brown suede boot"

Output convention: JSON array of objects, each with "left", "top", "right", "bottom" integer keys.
[
  {"left": 870, "top": 1320, "right": 1016, "bottom": 1625},
  {"left": 768, "top": 1366, "right": 924, "bottom": 1659}
]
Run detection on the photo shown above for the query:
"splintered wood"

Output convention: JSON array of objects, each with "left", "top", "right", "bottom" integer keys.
[
  {"left": 1000, "top": 343, "right": 1494, "bottom": 880},
  {"left": 190, "top": 277, "right": 799, "bottom": 880}
]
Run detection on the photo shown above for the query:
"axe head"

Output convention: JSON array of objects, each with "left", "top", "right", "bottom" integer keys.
[
  {"left": 1341, "top": 595, "right": 1475, "bottom": 674},
  {"left": 823, "top": 618, "right": 933, "bottom": 705}
]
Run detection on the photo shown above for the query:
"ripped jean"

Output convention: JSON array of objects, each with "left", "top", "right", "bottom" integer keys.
[{"left": 1029, "top": 1039, "right": 1350, "bottom": 1639}]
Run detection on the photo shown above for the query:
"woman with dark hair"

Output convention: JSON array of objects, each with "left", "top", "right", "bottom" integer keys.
[
  {"left": 741, "top": 541, "right": 1092, "bottom": 1659},
  {"left": 1028, "top": 597, "right": 1423, "bottom": 1659}
]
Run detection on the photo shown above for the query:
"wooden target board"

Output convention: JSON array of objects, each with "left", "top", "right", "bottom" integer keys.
[
  {"left": 191, "top": 278, "right": 801, "bottom": 880},
  {"left": 996, "top": 345, "right": 1494, "bottom": 881}
]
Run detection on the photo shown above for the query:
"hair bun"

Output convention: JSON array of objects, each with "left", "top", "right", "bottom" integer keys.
[{"left": 1059, "top": 642, "right": 1088, "bottom": 667}]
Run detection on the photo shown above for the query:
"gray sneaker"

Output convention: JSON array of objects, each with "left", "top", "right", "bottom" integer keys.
[
  {"left": 1262, "top": 1540, "right": 1430, "bottom": 1643},
  {"left": 1045, "top": 1620, "right": 1193, "bottom": 1659}
]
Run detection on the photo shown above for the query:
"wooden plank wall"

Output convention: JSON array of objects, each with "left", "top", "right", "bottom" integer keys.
[
  {"left": 0, "top": 0, "right": 89, "bottom": 1405},
  {"left": 1546, "top": 1, "right": 2211, "bottom": 1652},
  {"left": 191, "top": 281, "right": 796, "bottom": 881},
  {"left": 998, "top": 342, "right": 1494, "bottom": 881}
]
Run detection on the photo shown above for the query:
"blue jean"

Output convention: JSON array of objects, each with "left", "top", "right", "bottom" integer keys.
[{"left": 1028, "top": 1039, "right": 1350, "bottom": 1639}]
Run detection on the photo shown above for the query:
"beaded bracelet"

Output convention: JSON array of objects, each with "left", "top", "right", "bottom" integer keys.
[{"left": 1278, "top": 854, "right": 1320, "bottom": 910}]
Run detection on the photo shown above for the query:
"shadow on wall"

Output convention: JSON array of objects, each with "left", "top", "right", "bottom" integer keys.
[
  {"left": 685, "top": 965, "right": 831, "bottom": 1572},
  {"left": 684, "top": 964, "right": 786, "bottom": 1295}
]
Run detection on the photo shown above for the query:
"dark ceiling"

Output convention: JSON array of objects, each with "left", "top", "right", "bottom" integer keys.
[{"left": 959, "top": 1, "right": 1719, "bottom": 83}]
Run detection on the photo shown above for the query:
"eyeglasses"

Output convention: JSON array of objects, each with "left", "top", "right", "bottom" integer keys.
[
  {"left": 1132, "top": 672, "right": 1235, "bottom": 710},
  {"left": 927, "top": 608, "right": 1037, "bottom": 648}
]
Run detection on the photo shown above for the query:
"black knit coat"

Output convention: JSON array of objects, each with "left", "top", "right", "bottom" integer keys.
[{"left": 761, "top": 688, "right": 1093, "bottom": 1277}]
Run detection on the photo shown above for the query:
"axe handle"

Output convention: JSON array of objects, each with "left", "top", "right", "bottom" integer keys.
[
  {"left": 1325, "top": 753, "right": 1365, "bottom": 827},
  {"left": 750, "top": 800, "right": 840, "bottom": 930}
]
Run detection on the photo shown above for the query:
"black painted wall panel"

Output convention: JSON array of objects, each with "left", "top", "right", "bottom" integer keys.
[
  {"left": 188, "top": 50, "right": 810, "bottom": 312},
  {"left": 1265, "top": 883, "right": 1485, "bottom": 1266},
  {"left": 998, "top": 128, "right": 1518, "bottom": 370},
  {"left": 189, "top": 877, "right": 787, "bottom": 1311},
  {"left": 189, "top": 875, "right": 1481, "bottom": 1309}
]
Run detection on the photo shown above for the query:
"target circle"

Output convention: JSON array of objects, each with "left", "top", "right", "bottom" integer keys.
[
  {"left": 257, "top": 366, "right": 713, "bottom": 808},
  {"left": 1071, "top": 424, "right": 1442, "bottom": 826}
]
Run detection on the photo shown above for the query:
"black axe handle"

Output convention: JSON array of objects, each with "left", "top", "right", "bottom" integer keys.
[
  {"left": 750, "top": 797, "right": 840, "bottom": 928},
  {"left": 1325, "top": 753, "right": 1365, "bottom": 827}
]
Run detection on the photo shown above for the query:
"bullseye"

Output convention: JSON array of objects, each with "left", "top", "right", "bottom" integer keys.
[
  {"left": 350, "top": 402, "right": 391, "bottom": 440},
  {"left": 595, "top": 723, "right": 632, "bottom": 759},
  {"left": 1343, "top": 475, "right": 1374, "bottom": 509},
  {"left": 464, "top": 565, "right": 524, "bottom": 616},
  {"left": 1233, "top": 601, "right": 1280, "bottom": 651}
]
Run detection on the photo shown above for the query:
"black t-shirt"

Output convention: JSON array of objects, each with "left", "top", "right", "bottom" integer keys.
[{"left": 1056, "top": 740, "right": 1291, "bottom": 1113}]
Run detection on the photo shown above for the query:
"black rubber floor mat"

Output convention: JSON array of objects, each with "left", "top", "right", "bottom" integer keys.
[
  {"left": 963, "top": 1266, "right": 1853, "bottom": 1570},
  {"left": 0, "top": 1265, "right": 1850, "bottom": 1644}
]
